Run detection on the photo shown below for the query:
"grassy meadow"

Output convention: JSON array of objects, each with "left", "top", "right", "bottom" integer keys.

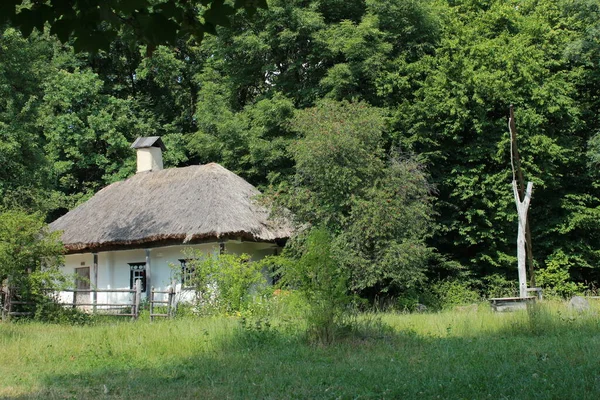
[{"left": 1, "top": 301, "right": 600, "bottom": 399}]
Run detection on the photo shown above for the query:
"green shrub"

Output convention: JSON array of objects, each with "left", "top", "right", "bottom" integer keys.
[
  {"left": 173, "top": 250, "right": 267, "bottom": 315},
  {"left": 426, "top": 279, "right": 481, "bottom": 310},
  {"left": 537, "top": 250, "right": 584, "bottom": 298},
  {"left": 483, "top": 274, "right": 518, "bottom": 298},
  {"left": 0, "top": 209, "right": 73, "bottom": 322},
  {"left": 394, "top": 289, "right": 422, "bottom": 312},
  {"left": 276, "top": 227, "right": 353, "bottom": 345},
  {"left": 32, "top": 297, "right": 93, "bottom": 325}
]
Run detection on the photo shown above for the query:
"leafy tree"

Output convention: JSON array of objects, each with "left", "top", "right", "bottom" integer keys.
[
  {"left": 0, "top": 29, "right": 57, "bottom": 211},
  {"left": 186, "top": 0, "right": 441, "bottom": 184},
  {"left": 535, "top": 249, "right": 585, "bottom": 297},
  {"left": 39, "top": 67, "right": 155, "bottom": 207},
  {"left": 564, "top": 0, "right": 600, "bottom": 138},
  {"left": 198, "top": 0, "right": 440, "bottom": 109},
  {"left": 190, "top": 84, "right": 296, "bottom": 186},
  {"left": 0, "top": 209, "right": 65, "bottom": 296},
  {"left": 393, "top": 0, "right": 600, "bottom": 286},
  {"left": 275, "top": 101, "right": 435, "bottom": 295}
]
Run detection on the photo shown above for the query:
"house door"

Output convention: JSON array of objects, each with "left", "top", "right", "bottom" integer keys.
[{"left": 75, "top": 267, "right": 90, "bottom": 305}]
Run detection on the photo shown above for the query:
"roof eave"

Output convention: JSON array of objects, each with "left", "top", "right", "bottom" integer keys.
[{"left": 61, "top": 232, "right": 289, "bottom": 254}]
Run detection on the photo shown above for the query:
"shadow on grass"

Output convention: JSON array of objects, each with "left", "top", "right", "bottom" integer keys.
[{"left": 13, "top": 309, "right": 600, "bottom": 400}]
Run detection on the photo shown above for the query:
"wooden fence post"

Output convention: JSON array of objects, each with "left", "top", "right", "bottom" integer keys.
[
  {"left": 134, "top": 279, "right": 142, "bottom": 320},
  {"left": 167, "top": 286, "right": 174, "bottom": 318},
  {"left": 1, "top": 286, "right": 9, "bottom": 322},
  {"left": 5, "top": 285, "right": 12, "bottom": 322},
  {"left": 150, "top": 286, "right": 155, "bottom": 322},
  {"left": 171, "top": 279, "right": 177, "bottom": 317},
  {"left": 93, "top": 253, "right": 98, "bottom": 313},
  {"left": 2, "top": 277, "right": 11, "bottom": 322}
]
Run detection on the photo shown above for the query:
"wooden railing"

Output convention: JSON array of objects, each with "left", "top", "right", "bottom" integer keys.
[
  {"left": 149, "top": 286, "right": 175, "bottom": 321},
  {"left": 1, "top": 280, "right": 144, "bottom": 321}
]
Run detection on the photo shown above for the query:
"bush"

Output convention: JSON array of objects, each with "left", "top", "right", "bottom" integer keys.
[
  {"left": 537, "top": 250, "right": 584, "bottom": 298},
  {"left": 394, "top": 289, "right": 422, "bottom": 312},
  {"left": 483, "top": 274, "right": 518, "bottom": 298},
  {"left": 32, "top": 297, "right": 93, "bottom": 325},
  {"left": 0, "top": 209, "right": 64, "bottom": 284},
  {"left": 0, "top": 209, "right": 75, "bottom": 323},
  {"left": 277, "top": 227, "right": 353, "bottom": 344},
  {"left": 173, "top": 250, "right": 267, "bottom": 315},
  {"left": 425, "top": 279, "right": 481, "bottom": 310}
]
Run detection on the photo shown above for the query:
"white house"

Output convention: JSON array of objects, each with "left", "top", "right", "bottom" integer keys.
[{"left": 49, "top": 137, "right": 292, "bottom": 305}]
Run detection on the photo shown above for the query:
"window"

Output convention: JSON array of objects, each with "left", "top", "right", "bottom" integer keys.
[
  {"left": 129, "top": 262, "right": 146, "bottom": 292},
  {"left": 179, "top": 259, "right": 195, "bottom": 288}
]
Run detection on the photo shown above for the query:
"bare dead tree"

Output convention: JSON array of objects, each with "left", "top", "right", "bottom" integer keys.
[{"left": 508, "top": 106, "right": 535, "bottom": 297}]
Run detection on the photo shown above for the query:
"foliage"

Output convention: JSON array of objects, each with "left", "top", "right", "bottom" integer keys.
[
  {"left": 393, "top": 0, "right": 600, "bottom": 282},
  {"left": 30, "top": 289, "right": 93, "bottom": 325},
  {"left": 536, "top": 250, "right": 585, "bottom": 298},
  {"left": 394, "top": 289, "right": 422, "bottom": 312},
  {"left": 174, "top": 250, "right": 267, "bottom": 315},
  {"left": 39, "top": 67, "right": 153, "bottom": 208},
  {"left": 276, "top": 227, "right": 352, "bottom": 344},
  {"left": 189, "top": 90, "right": 296, "bottom": 186},
  {"left": 426, "top": 279, "right": 481, "bottom": 310},
  {"left": 482, "top": 273, "right": 518, "bottom": 299},
  {"left": 0, "top": 29, "right": 56, "bottom": 211},
  {"left": 274, "top": 100, "right": 435, "bottom": 295},
  {"left": 0, "top": 28, "right": 162, "bottom": 214},
  {"left": 2, "top": 0, "right": 600, "bottom": 296},
  {"left": 0, "top": 209, "right": 64, "bottom": 285},
  {"left": 2, "top": 0, "right": 268, "bottom": 53},
  {"left": 587, "top": 132, "right": 600, "bottom": 169},
  {"left": 0, "top": 209, "right": 75, "bottom": 321}
]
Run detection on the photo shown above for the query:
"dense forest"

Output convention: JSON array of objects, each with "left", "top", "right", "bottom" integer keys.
[{"left": 2, "top": 0, "right": 600, "bottom": 298}]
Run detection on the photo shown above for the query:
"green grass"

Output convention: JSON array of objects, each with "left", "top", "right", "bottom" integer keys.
[{"left": 2, "top": 301, "right": 600, "bottom": 399}]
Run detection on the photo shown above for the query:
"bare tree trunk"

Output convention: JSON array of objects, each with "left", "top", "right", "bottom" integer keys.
[
  {"left": 509, "top": 106, "right": 536, "bottom": 286},
  {"left": 514, "top": 180, "right": 533, "bottom": 297}
]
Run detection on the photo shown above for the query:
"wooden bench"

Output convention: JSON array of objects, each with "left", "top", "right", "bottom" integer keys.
[{"left": 489, "top": 296, "right": 536, "bottom": 312}]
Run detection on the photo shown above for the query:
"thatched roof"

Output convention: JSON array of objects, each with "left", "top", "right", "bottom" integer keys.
[{"left": 50, "top": 163, "right": 293, "bottom": 254}]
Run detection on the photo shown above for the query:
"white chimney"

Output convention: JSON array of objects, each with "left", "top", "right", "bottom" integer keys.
[{"left": 131, "top": 137, "right": 166, "bottom": 173}]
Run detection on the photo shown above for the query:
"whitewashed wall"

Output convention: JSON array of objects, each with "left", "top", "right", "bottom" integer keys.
[{"left": 59, "top": 241, "right": 280, "bottom": 306}]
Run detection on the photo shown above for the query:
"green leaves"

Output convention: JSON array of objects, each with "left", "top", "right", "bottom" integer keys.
[
  {"left": 39, "top": 67, "right": 151, "bottom": 207},
  {"left": 177, "top": 250, "right": 267, "bottom": 314},
  {"left": 274, "top": 101, "right": 435, "bottom": 293},
  {"left": 393, "top": 0, "right": 600, "bottom": 279},
  {"left": 2, "top": 0, "right": 600, "bottom": 295},
  {"left": 276, "top": 227, "right": 352, "bottom": 344},
  {"left": 5, "top": 0, "right": 269, "bottom": 53},
  {"left": 0, "top": 209, "right": 64, "bottom": 284}
]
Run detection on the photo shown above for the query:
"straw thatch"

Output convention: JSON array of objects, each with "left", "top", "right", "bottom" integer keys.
[{"left": 50, "top": 163, "right": 293, "bottom": 253}]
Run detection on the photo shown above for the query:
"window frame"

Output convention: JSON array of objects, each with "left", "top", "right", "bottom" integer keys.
[
  {"left": 179, "top": 259, "right": 195, "bottom": 288},
  {"left": 129, "top": 262, "right": 147, "bottom": 292}
]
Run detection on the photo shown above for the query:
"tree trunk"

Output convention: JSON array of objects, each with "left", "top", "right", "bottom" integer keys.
[
  {"left": 514, "top": 180, "right": 533, "bottom": 298},
  {"left": 509, "top": 106, "right": 536, "bottom": 286}
]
